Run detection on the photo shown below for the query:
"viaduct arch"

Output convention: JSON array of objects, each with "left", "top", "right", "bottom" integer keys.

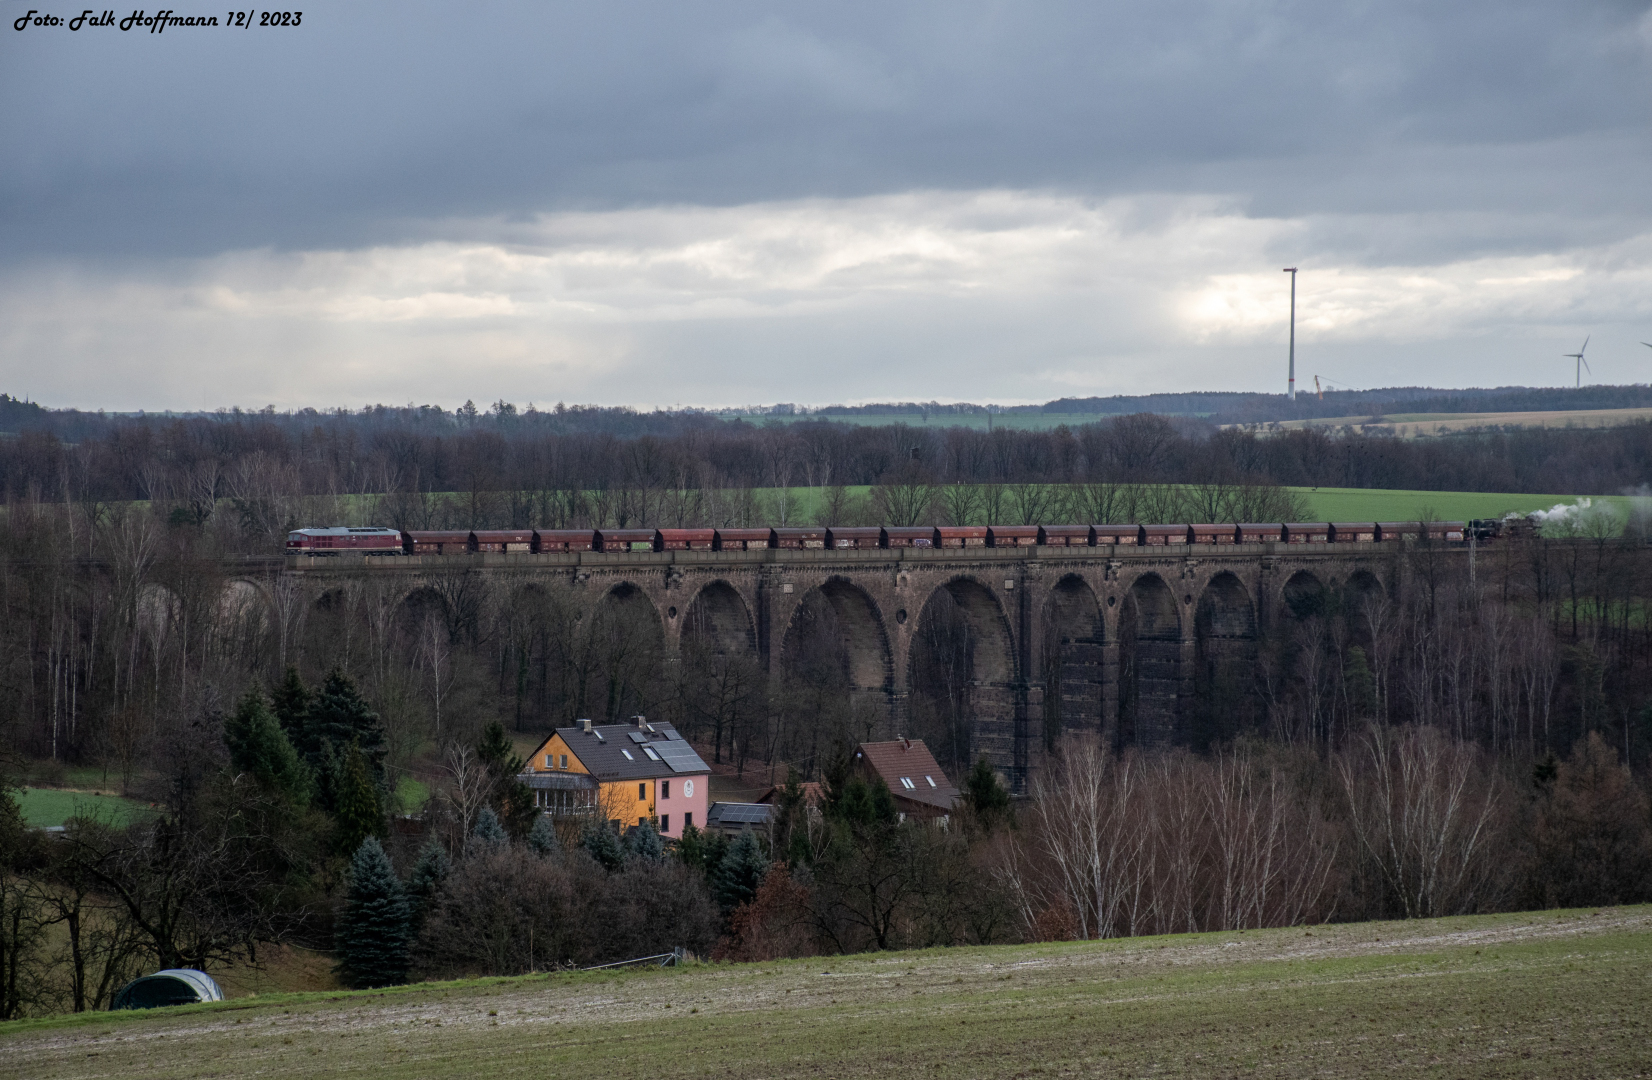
[{"left": 273, "top": 542, "right": 1431, "bottom": 791}]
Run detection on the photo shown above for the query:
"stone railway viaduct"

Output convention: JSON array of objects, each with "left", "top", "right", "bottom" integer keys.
[{"left": 261, "top": 542, "right": 1462, "bottom": 791}]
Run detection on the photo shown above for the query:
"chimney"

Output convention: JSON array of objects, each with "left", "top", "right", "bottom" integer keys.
[
  {"left": 633, "top": 714, "right": 647, "bottom": 730},
  {"left": 579, "top": 718, "right": 593, "bottom": 734},
  {"left": 899, "top": 735, "right": 911, "bottom": 751}
]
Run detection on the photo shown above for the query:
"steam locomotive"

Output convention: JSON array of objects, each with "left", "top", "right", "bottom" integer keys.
[{"left": 286, "top": 520, "right": 1489, "bottom": 556}]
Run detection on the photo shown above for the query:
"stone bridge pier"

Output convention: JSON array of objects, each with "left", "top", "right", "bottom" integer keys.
[{"left": 277, "top": 542, "right": 1439, "bottom": 792}]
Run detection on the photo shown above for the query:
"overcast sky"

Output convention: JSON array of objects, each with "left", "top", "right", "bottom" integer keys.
[{"left": 4, "top": 1, "right": 1651, "bottom": 411}]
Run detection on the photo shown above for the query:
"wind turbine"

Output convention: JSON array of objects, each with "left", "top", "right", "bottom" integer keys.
[{"left": 1564, "top": 336, "right": 1591, "bottom": 388}]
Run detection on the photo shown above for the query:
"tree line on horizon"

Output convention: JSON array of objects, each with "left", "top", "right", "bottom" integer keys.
[{"left": 1, "top": 408, "right": 1651, "bottom": 545}]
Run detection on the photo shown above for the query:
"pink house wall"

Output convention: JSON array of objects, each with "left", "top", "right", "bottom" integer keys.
[{"left": 654, "top": 773, "right": 708, "bottom": 838}]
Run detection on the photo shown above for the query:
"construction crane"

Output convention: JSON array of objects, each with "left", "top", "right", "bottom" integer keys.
[{"left": 1314, "top": 375, "right": 1364, "bottom": 400}]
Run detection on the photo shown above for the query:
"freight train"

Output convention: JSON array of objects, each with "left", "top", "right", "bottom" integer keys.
[{"left": 286, "top": 520, "right": 1499, "bottom": 556}]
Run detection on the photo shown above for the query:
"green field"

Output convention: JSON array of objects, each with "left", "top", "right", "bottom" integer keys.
[
  {"left": 16, "top": 787, "right": 145, "bottom": 828},
  {"left": 1293, "top": 487, "right": 1630, "bottom": 524},
  {"left": 5, "top": 907, "right": 1648, "bottom": 1079},
  {"left": 753, "top": 485, "right": 1622, "bottom": 527}
]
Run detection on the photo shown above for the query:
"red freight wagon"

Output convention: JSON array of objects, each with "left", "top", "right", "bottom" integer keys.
[
  {"left": 472, "top": 529, "right": 536, "bottom": 553},
  {"left": 1433, "top": 521, "right": 1467, "bottom": 542},
  {"left": 1038, "top": 525, "right": 1094, "bottom": 547},
  {"left": 536, "top": 529, "right": 598, "bottom": 553},
  {"left": 1374, "top": 522, "right": 1419, "bottom": 542},
  {"left": 1092, "top": 524, "right": 1139, "bottom": 546},
  {"left": 1141, "top": 525, "right": 1190, "bottom": 546},
  {"left": 1329, "top": 522, "right": 1378, "bottom": 543},
  {"left": 773, "top": 527, "right": 827, "bottom": 549},
  {"left": 987, "top": 526, "right": 1039, "bottom": 547},
  {"left": 597, "top": 528, "right": 658, "bottom": 552},
  {"left": 714, "top": 528, "right": 773, "bottom": 551},
  {"left": 935, "top": 526, "right": 988, "bottom": 548},
  {"left": 828, "top": 527, "right": 883, "bottom": 550},
  {"left": 1283, "top": 523, "right": 1331, "bottom": 544},
  {"left": 1237, "top": 523, "right": 1284, "bottom": 543},
  {"left": 882, "top": 526, "right": 935, "bottom": 548},
  {"left": 1189, "top": 523, "right": 1237, "bottom": 545},
  {"left": 287, "top": 527, "right": 404, "bottom": 556},
  {"left": 658, "top": 528, "right": 715, "bottom": 551},
  {"left": 404, "top": 530, "right": 473, "bottom": 555}
]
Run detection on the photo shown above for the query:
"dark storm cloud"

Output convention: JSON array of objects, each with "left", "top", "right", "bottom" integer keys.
[{"left": 4, "top": 0, "right": 1648, "bottom": 262}]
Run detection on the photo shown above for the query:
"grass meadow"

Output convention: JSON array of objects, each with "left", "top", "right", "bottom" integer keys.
[
  {"left": 15, "top": 787, "right": 145, "bottom": 829},
  {"left": 753, "top": 485, "right": 1625, "bottom": 527},
  {"left": 4, "top": 907, "right": 1647, "bottom": 1080}
]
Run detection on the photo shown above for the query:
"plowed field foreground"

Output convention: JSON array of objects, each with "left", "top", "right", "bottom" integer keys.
[{"left": 5, "top": 907, "right": 1650, "bottom": 1080}]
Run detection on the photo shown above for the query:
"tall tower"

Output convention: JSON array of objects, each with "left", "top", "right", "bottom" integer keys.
[{"left": 1283, "top": 267, "right": 1298, "bottom": 401}]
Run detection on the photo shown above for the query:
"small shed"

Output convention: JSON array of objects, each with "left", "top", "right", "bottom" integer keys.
[
  {"left": 705, "top": 802, "right": 773, "bottom": 837},
  {"left": 112, "top": 969, "right": 225, "bottom": 1010}
]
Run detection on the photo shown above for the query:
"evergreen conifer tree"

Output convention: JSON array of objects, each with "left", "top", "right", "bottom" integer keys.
[
  {"left": 580, "top": 821, "right": 625, "bottom": 871},
  {"left": 964, "top": 755, "right": 1011, "bottom": 827},
  {"left": 713, "top": 829, "right": 770, "bottom": 913},
  {"left": 674, "top": 822, "right": 707, "bottom": 871},
  {"left": 308, "top": 669, "right": 388, "bottom": 787},
  {"left": 333, "top": 742, "right": 386, "bottom": 856},
  {"left": 527, "top": 815, "right": 561, "bottom": 858},
  {"left": 771, "top": 765, "right": 810, "bottom": 865},
  {"left": 624, "top": 819, "right": 665, "bottom": 863},
  {"left": 833, "top": 776, "right": 898, "bottom": 828},
  {"left": 224, "top": 688, "right": 309, "bottom": 803},
  {"left": 405, "top": 838, "right": 451, "bottom": 931},
  {"left": 475, "top": 721, "right": 536, "bottom": 837},
  {"left": 270, "top": 665, "right": 312, "bottom": 751},
  {"left": 335, "top": 837, "right": 411, "bottom": 989},
  {"left": 470, "top": 807, "right": 509, "bottom": 852}
]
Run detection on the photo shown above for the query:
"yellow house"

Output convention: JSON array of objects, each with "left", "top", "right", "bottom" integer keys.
[{"left": 521, "top": 717, "right": 710, "bottom": 838}]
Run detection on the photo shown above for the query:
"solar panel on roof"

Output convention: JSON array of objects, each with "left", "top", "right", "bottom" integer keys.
[
  {"left": 653, "top": 740, "right": 708, "bottom": 773},
  {"left": 664, "top": 730, "right": 682, "bottom": 740},
  {"left": 628, "top": 731, "right": 648, "bottom": 744},
  {"left": 711, "top": 803, "right": 770, "bottom": 825}
]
